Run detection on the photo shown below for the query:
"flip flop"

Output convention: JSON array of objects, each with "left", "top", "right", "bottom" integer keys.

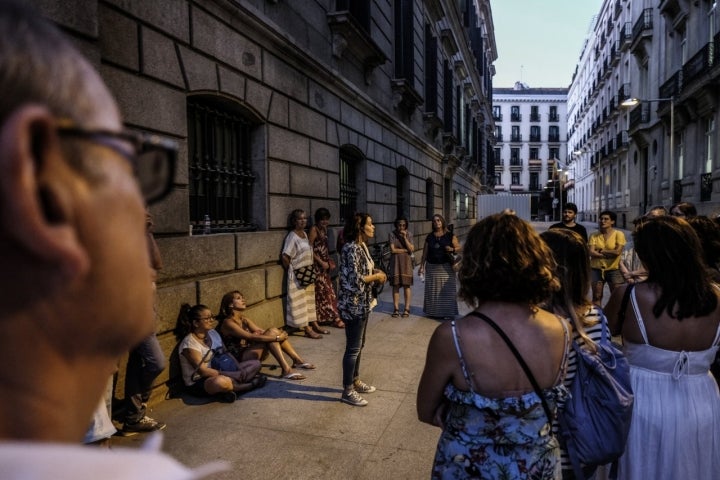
[
  {"left": 332, "top": 319, "right": 345, "bottom": 329},
  {"left": 293, "top": 362, "right": 316, "bottom": 370},
  {"left": 283, "top": 372, "right": 306, "bottom": 380}
]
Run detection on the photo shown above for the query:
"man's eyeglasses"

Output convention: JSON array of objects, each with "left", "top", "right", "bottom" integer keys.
[{"left": 56, "top": 119, "right": 177, "bottom": 205}]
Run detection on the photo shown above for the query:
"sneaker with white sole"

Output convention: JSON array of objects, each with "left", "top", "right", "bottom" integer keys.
[
  {"left": 353, "top": 380, "right": 376, "bottom": 394},
  {"left": 121, "top": 416, "right": 166, "bottom": 436},
  {"left": 341, "top": 389, "right": 368, "bottom": 406}
]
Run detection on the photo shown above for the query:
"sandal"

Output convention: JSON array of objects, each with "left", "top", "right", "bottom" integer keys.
[
  {"left": 292, "top": 362, "right": 316, "bottom": 370},
  {"left": 402, "top": 310, "right": 410, "bottom": 318},
  {"left": 312, "top": 324, "right": 330, "bottom": 335},
  {"left": 332, "top": 319, "right": 345, "bottom": 329},
  {"left": 391, "top": 310, "right": 400, "bottom": 318},
  {"left": 283, "top": 372, "right": 306, "bottom": 381},
  {"left": 304, "top": 327, "right": 323, "bottom": 339}
]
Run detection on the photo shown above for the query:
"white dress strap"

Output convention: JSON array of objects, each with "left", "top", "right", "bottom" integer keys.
[{"left": 630, "top": 287, "right": 650, "bottom": 344}]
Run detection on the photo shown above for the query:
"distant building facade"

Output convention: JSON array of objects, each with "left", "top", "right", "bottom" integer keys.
[
  {"left": 492, "top": 83, "right": 569, "bottom": 220},
  {"left": 31, "top": 0, "right": 498, "bottom": 401},
  {"left": 569, "top": 0, "right": 720, "bottom": 225}
]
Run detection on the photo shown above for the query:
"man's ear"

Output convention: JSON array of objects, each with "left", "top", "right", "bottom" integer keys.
[{"left": 0, "top": 105, "right": 89, "bottom": 282}]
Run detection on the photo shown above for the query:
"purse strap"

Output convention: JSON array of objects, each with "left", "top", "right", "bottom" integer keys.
[{"left": 467, "top": 311, "right": 554, "bottom": 424}]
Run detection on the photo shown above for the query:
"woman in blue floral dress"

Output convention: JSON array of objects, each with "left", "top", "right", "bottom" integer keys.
[{"left": 417, "top": 213, "right": 569, "bottom": 479}]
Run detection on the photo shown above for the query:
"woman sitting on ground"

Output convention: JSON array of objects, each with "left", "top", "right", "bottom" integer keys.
[
  {"left": 217, "top": 290, "right": 315, "bottom": 381},
  {"left": 174, "top": 303, "right": 266, "bottom": 403}
]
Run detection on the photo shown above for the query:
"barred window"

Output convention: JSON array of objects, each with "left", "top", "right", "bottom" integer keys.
[
  {"left": 396, "top": 167, "right": 409, "bottom": 220},
  {"left": 339, "top": 148, "right": 359, "bottom": 222},
  {"left": 188, "top": 98, "right": 258, "bottom": 233}
]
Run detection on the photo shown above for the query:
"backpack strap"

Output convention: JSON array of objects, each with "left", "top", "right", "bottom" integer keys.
[{"left": 467, "top": 311, "right": 554, "bottom": 424}]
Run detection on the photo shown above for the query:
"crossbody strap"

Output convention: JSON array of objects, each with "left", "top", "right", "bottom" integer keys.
[
  {"left": 467, "top": 311, "right": 553, "bottom": 424},
  {"left": 616, "top": 284, "right": 634, "bottom": 333}
]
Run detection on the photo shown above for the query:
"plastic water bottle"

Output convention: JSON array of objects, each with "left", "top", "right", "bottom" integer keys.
[{"left": 203, "top": 214, "right": 211, "bottom": 234}]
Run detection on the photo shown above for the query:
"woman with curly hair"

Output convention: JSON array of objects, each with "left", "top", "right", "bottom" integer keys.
[
  {"left": 308, "top": 207, "right": 345, "bottom": 329},
  {"left": 417, "top": 213, "right": 569, "bottom": 479}
]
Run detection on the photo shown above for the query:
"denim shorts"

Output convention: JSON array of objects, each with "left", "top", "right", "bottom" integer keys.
[{"left": 591, "top": 268, "right": 624, "bottom": 286}]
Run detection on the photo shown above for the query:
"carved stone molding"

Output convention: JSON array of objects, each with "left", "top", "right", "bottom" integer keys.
[{"left": 327, "top": 11, "right": 387, "bottom": 84}]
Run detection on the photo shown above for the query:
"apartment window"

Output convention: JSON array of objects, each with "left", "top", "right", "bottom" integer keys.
[
  {"left": 530, "top": 125, "right": 541, "bottom": 142},
  {"left": 494, "top": 147, "right": 502, "bottom": 165},
  {"left": 493, "top": 105, "right": 502, "bottom": 120},
  {"left": 495, "top": 125, "right": 502, "bottom": 141},
  {"left": 424, "top": 25, "right": 438, "bottom": 115},
  {"left": 494, "top": 173, "right": 501, "bottom": 185},
  {"left": 396, "top": 167, "right": 409, "bottom": 219},
  {"left": 510, "top": 147, "right": 520, "bottom": 165},
  {"left": 394, "top": 0, "right": 414, "bottom": 82},
  {"left": 339, "top": 148, "right": 359, "bottom": 222},
  {"left": 549, "top": 106, "right": 559, "bottom": 122},
  {"left": 530, "top": 105, "right": 540, "bottom": 122},
  {"left": 511, "top": 172, "right": 520, "bottom": 185},
  {"left": 549, "top": 147, "right": 559, "bottom": 160},
  {"left": 511, "top": 125, "right": 521, "bottom": 142},
  {"left": 530, "top": 172, "right": 540, "bottom": 191},
  {"left": 529, "top": 147, "right": 539, "bottom": 160},
  {"left": 548, "top": 126, "right": 560, "bottom": 142},
  {"left": 188, "top": 98, "right": 258, "bottom": 233},
  {"left": 511, "top": 105, "right": 521, "bottom": 121}
]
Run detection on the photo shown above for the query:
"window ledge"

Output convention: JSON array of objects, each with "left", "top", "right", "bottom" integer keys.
[{"left": 327, "top": 11, "right": 387, "bottom": 84}]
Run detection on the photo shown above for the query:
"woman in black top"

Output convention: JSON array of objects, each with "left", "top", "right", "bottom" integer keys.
[{"left": 418, "top": 214, "right": 461, "bottom": 318}]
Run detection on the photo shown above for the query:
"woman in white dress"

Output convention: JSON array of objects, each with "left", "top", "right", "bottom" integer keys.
[
  {"left": 606, "top": 216, "right": 720, "bottom": 479},
  {"left": 281, "top": 209, "right": 323, "bottom": 339}
]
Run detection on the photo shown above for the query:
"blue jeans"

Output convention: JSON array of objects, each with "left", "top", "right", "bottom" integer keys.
[
  {"left": 341, "top": 311, "right": 369, "bottom": 387},
  {"left": 124, "top": 334, "right": 166, "bottom": 424}
]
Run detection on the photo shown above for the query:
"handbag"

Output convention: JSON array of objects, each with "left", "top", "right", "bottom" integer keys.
[
  {"left": 557, "top": 313, "right": 634, "bottom": 480},
  {"left": 294, "top": 265, "right": 317, "bottom": 287},
  {"left": 210, "top": 347, "right": 239, "bottom": 373}
]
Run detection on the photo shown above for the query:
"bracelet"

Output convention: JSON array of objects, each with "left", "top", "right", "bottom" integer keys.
[{"left": 275, "top": 335, "right": 279, "bottom": 342}]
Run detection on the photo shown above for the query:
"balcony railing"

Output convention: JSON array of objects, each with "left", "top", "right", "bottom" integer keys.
[
  {"left": 548, "top": 134, "right": 560, "bottom": 142},
  {"left": 632, "top": 8, "right": 653, "bottom": 44},
  {"left": 493, "top": 113, "right": 503, "bottom": 121},
  {"left": 510, "top": 133, "right": 522, "bottom": 142},
  {"left": 659, "top": 71, "right": 681, "bottom": 102},
  {"left": 510, "top": 158, "right": 522, "bottom": 166},
  {"left": 529, "top": 134, "right": 541, "bottom": 142},
  {"left": 495, "top": 133, "right": 503, "bottom": 142},
  {"left": 628, "top": 103, "right": 650, "bottom": 130},
  {"left": 616, "top": 130, "right": 629, "bottom": 149},
  {"left": 683, "top": 42, "right": 714, "bottom": 86},
  {"left": 530, "top": 113, "right": 540, "bottom": 122},
  {"left": 511, "top": 113, "right": 522, "bottom": 122},
  {"left": 619, "top": 23, "right": 632, "bottom": 51},
  {"left": 549, "top": 113, "right": 560, "bottom": 122},
  {"left": 618, "top": 83, "right": 631, "bottom": 102}
]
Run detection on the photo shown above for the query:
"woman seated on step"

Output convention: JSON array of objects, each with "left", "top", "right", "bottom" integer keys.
[
  {"left": 216, "top": 290, "right": 315, "bottom": 381},
  {"left": 174, "top": 303, "right": 266, "bottom": 403}
]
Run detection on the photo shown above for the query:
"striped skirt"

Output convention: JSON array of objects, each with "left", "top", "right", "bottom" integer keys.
[{"left": 423, "top": 263, "right": 458, "bottom": 318}]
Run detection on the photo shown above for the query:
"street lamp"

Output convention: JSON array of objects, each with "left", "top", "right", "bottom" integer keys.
[{"left": 620, "top": 96, "right": 675, "bottom": 201}]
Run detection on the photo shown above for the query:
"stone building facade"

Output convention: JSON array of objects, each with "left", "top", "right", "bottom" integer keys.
[
  {"left": 31, "top": 0, "right": 497, "bottom": 402},
  {"left": 569, "top": 0, "right": 720, "bottom": 225},
  {"left": 492, "top": 84, "right": 569, "bottom": 220}
]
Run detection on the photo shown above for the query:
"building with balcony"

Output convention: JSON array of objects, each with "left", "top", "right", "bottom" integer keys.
[
  {"left": 492, "top": 83, "right": 568, "bottom": 219},
  {"left": 569, "top": 0, "right": 720, "bottom": 225},
  {"left": 31, "top": 0, "right": 497, "bottom": 402}
]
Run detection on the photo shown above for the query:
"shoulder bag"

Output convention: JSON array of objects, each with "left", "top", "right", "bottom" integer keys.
[
  {"left": 294, "top": 265, "right": 317, "bottom": 287},
  {"left": 557, "top": 312, "right": 634, "bottom": 480}
]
